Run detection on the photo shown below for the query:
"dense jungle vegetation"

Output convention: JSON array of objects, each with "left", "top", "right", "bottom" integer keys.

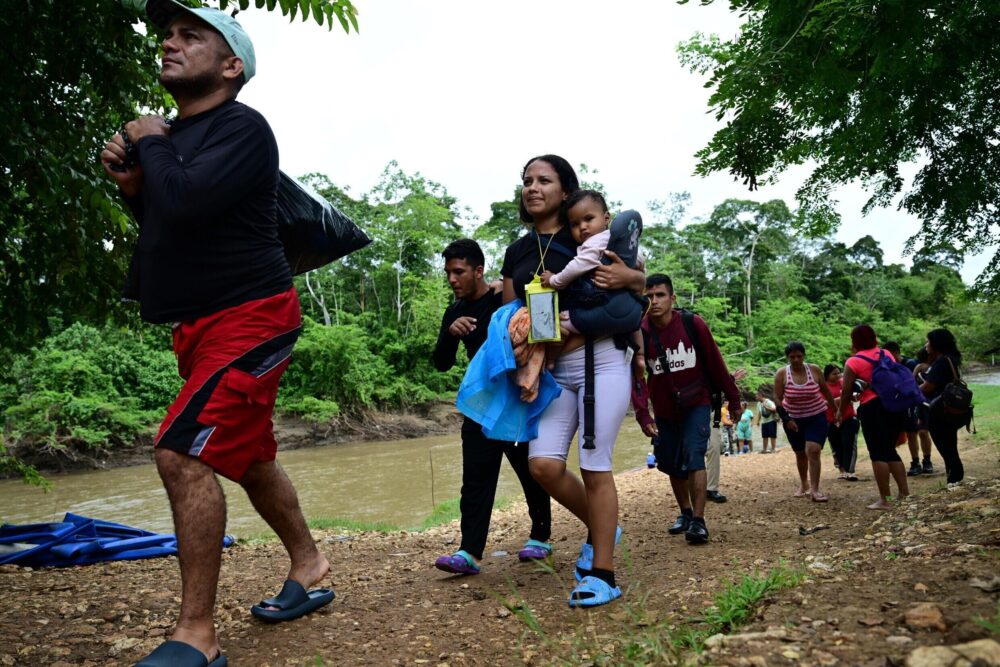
[
  {"left": 2, "top": 160, "right": 997, "bottom": 482},
  {"left": 3, "top": 1, "right": 998, "bottom": 482}
]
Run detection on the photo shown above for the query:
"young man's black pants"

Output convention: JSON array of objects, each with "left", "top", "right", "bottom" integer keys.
[{"left": 459, "top": 417, "right": 552, "bottom": 560}]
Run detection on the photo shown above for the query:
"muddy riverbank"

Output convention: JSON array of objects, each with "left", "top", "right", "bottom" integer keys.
[{"left": 2, "top": 427, "right": 997, "bottom": 666}]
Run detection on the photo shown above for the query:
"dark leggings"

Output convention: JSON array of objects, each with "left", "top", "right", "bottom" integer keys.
[
  {"left": 927, "top": 407, "right": 965, "bottom": 484},
  {"left": 828, "top": 418, "right": 859, "bottom": 473},
  {"left": 857, "top": 399, "right": 904, "bottom": 463},
  {"left": 459, "top": 418, "right": 551, "bottom": 560}
]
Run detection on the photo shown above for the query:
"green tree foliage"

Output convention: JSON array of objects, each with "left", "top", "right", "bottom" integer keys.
[
  {"left": 0, "top": 0, "right": 357, "bottom": 352},
  {"left": 1, "top": 323, "right": 179, "bottom": 481},
  {"left": 678, "top": 1, "right": 1000, "bottom": 293},
  {"left": 4, "top": 159, "right": 998, "bottom": 480}
]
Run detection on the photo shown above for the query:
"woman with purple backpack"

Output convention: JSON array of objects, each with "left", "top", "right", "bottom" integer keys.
[{"left": 838, "top": 325, "right": 910, "bottom": 510}]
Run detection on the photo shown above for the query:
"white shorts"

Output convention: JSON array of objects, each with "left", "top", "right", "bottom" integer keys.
[{"left": 528, "top": 338, "right": 631, "bottom": 472}]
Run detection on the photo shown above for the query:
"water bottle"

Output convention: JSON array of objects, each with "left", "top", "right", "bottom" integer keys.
[{"left": 646, "top": 452, "right": 656, "bottom": 469}]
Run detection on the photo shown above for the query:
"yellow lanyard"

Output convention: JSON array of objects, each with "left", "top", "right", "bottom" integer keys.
[{"left": 534, "top": 231, "right": 555, "bottom": 276}]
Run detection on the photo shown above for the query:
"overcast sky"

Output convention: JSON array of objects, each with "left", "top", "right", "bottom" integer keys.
[{"left": 231, "top": 0, "right": 990, "bottom": 283}]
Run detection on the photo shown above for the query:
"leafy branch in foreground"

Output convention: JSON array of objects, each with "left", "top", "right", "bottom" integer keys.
[
  {"left": 678, "top": 1, "right": 1000, "bottom": 294},
  {"left": 216, "top": 0, "right": 359, "bottom": 33}
]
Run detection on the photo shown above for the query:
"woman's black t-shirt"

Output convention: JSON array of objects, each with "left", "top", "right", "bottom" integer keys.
[
  {"left": 501, "top": 226, "right": 580, "bottom": 302},
  {"left": 924, "top": 354, "right": 961, "bottom": 400}
]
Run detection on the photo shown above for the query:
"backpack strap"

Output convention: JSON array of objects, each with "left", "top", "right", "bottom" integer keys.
[
  {"left": 528, "top": 230, "right": 577, "bottom": 262},
  {"left": 678, "top": 310, "right": 704, "bottom": 364},
  {"left": 582, "top": 336, "right": 596, "bottom": 450},
  {"left": 944, "top": 355, "right": 962, "bottom": 384}
]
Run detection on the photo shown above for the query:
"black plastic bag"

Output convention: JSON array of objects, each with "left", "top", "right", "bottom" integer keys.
[{"left": 275, "top": 172, "right": 371, "bottom": 275}]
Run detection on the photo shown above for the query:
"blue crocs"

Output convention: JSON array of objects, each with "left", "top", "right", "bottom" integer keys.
[
  {"left": 517, "top": 539, "right": 553, "bottom": 562},
  {"left": 575, "top": 525, "right": 622, "bottom": 581},
  {"left": 568, "top": 575, "right": 622, "bottom": 608}
]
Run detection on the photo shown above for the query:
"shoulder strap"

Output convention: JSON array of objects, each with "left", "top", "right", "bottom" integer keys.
[
  {"left": 644, "top": 321, "right": 668, "bottom": 361},
  {"left": 679, "top": 310, "right": 704, "bottom": 362},
  {"left": 528, "top": 230, "right": 576, "bottom": 260},
  {"left": 582, "top": 337, "right": 596, "bottom": 450},
  {"left": 944, "top": 355, "right": 962, "bottom": 383},
  {"left": 852, "top": 351, "right": 878, "bottom": 366}
]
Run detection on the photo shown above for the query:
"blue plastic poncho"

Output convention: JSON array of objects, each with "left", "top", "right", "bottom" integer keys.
[{"left": 456, "top": 300, "right": 561, "bottom": 442}]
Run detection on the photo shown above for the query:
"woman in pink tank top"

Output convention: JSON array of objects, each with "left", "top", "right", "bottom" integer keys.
[{"left": 773, "top": 341, "right": 836, "bottom": 502}]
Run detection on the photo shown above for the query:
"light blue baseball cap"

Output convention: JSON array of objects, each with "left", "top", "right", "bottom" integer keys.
[{"left": 144, "top": 0, "right": 256, "bottom": 82}]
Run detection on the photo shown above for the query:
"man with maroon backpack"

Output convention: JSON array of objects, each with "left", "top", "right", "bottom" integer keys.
[{"left": 632, "top": 274, "right": 741, "bottom": 544}]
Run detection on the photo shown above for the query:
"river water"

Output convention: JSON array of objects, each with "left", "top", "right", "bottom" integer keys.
[
  {"left": 0, "top": 421, "right": 654, "bottom": 537},
  {"left": 5, "top": 369, "right": 997, "bottom": 537}
]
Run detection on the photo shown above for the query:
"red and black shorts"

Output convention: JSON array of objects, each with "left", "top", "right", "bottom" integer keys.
[{"left": 155, "top": 288, "right": 301, "bottom": 482}]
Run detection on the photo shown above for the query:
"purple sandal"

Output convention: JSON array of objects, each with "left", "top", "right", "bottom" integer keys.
[
  {"left": 434, "top": 550, "right": 480, "bottom": 575},
  {"left": 517, "top": 539, "right": 553, "bottom": 562}
]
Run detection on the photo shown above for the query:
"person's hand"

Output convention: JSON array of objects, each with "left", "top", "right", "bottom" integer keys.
[
  {"left": 540, "top": 270, "right": 555, "bottom": 288},
  {"left": 124, "top": 115, "right": 170, "bottom": 142},
  {"left": 641, "top": 422, "right": 659, "bottom": 438},
  {"left": 448, "top": 316, "right": 477, "bottom": 337},
  {"left": 786, "top": 419, "right": 799, "bottom": 432},
  {"left": 732, "top": 368, "right": 748, "bottom": 381},
  {"left": 100, "top": 133, "right": 144, "bottom": 197},
  {"left": 488, "top": 279, "right": 503, "bottom": 294},
  {"left": 593, "top": 250, "right": 632, "bottom": 290}
]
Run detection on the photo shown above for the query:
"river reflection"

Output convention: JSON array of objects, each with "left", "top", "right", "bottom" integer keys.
[{"left": 0, "top": 421, "right": 654, "bottom": 537}]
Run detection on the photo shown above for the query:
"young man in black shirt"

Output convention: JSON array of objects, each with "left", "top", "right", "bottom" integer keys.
[
  {"left": 101, "top": 3, "right": 329, "bottom": 664},
  {"left": 432, "top": 240, "right": 552, "bottom": 575}
]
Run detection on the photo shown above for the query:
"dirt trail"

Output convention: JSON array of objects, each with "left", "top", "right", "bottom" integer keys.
[{"left": 2, "top": 436, "right": 998, "bottom": 666}]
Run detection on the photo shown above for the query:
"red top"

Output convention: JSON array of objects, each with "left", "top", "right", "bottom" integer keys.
[
  {"left": 826, "top": 379, "right": 856, "bottom": 423},
  {"left": 844, "top": 347, "right": 881, "bottom": 405},
  {"left": 632, "top": 312, "right": 741, "bottom": 425}
]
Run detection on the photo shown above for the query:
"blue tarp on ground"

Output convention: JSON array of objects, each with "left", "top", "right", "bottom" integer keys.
[{"left": 0, "top": 513, "right": 234, "bottom": 568}]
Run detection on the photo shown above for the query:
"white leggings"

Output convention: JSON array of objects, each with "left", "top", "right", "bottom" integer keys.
[{"left": 528, "top": 338, "right": 632, "bottom": 472}]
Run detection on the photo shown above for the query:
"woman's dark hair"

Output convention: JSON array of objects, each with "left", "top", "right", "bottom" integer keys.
[
  {"left": 518, "top": 154, "right": 580, "bottom": 223},
  {"left": 927, "top": 328, "right": 962, "bottom": 363},
  {"left": 823, "top": 364, "right": 840, "bottom": 380},
  {"left": 850, "top": 324, "right": 878, "bottom": 351},
  {"left": 784, "top": 341, "right": 806, "bottom": 357},
  {"left": 558, "top": 189, "right": 608, "bottom": 227}
]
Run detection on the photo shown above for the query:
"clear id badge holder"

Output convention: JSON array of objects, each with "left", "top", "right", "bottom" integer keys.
[{"left": 525, "top": 276, "right": 560, "bottom": 343}]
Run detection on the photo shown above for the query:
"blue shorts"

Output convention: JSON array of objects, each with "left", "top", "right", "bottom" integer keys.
[
  {"left": 654, "top": 405, "right": 711, "bottom": 479},
  {"left": 782, "top": 412, "right": 828, "bottom": 452},
  {"left": 760, "top": 420, "right": 777, "bottom": 439}
]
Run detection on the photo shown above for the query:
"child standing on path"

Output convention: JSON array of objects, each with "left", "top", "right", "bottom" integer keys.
[
  {"left": 720, "top": 403, "right": 736, "bottom": 455},
  {"left": 757, "top": 391, "right": 778, "bottom": 453},
  {"left": 735, "top": 405, "right": 754, "bottom": 454}
]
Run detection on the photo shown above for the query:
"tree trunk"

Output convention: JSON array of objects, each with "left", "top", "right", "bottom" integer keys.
[
  {"left": 304, "top": 271, "right": 331, "bottom": 326},
  {"left": 743, "top": 227, "right": 764, "bottom": 348}
]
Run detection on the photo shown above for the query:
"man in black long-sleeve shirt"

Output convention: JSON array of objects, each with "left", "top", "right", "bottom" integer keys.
[
  {"left": 101, "top": 3, "right": 329, "bottom": 665},
  {"left": 431, "top": 240, "right": 552, "bottom": 575}
]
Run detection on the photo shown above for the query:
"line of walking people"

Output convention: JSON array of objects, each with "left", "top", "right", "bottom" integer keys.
[
  {"left": 430, "top": 154, "right": 976, "bottom": 613},
  {"left": 771, "top": 326, "right": 971, "bottom": 509}
]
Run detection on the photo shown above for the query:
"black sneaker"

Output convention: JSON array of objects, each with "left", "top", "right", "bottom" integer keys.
[
  {"left": 668, "top": 514, "right": 691, "bottom": 535},
  {"left": 922, "top": 459, "right": 934, "bottom": 475},
  {"left": 685, "top": 519, "right": 709, "bottom": 544},
  {"left": 706, "top": 490, "right": 728, "bottom": 503},
  {"left": 907, "top": 461, "right": 922, "bottom": 476}
]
